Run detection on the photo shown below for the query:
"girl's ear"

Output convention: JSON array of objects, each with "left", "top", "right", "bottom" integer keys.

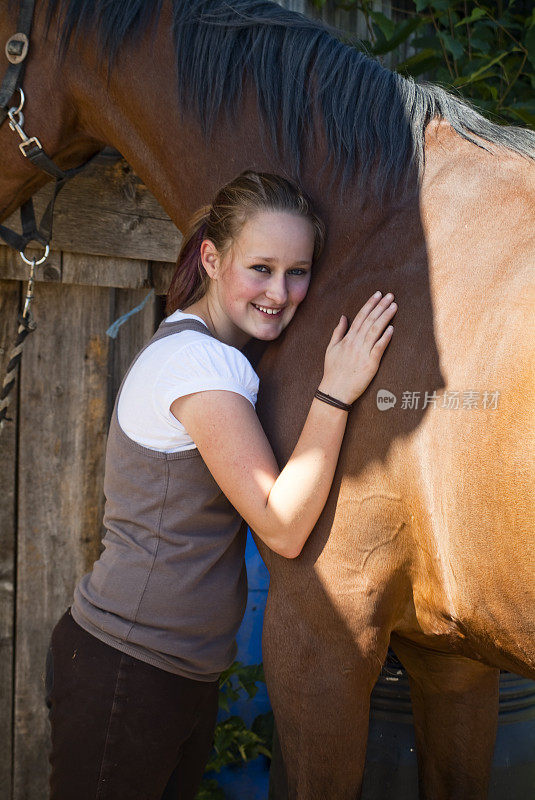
[{"left": 200, "top": 239, "right": 220, "bottom": 280}]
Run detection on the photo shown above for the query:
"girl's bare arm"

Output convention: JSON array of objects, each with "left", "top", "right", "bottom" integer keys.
[{"left": 171, "top": 292, "right": 397, "bottom": 558}]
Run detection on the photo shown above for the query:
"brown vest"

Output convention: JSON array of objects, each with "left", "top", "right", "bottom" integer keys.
[{"left": 72, "top": 319, "right": 248, "bottom": 681}]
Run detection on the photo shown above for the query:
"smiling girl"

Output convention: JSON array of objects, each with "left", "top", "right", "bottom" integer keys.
[{"left": 45, "top": 171, "right": 397, "bottom": 800}]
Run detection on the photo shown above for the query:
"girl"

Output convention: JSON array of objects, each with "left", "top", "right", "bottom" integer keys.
[{"left": 45, "top": 171, "right": 397, "bottom": 799}]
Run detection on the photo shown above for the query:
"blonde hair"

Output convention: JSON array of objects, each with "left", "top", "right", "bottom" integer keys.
[{"left": 165, "top": 171, "right": 324, "bottom": 314}]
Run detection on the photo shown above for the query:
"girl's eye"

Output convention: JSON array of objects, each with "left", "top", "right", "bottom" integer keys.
[
  {"left": 251, "top": 264, "right": 270, "bottom": 273},
  {"left": 288, "top": 268, "right": 309, "bottom": 276}
]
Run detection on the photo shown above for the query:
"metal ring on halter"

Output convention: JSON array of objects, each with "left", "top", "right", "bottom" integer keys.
[
  {"left": 19, "top": 243, "right": 49, "bottom": 266},
  {"left": 10, "top": 87, "right": 25, "bottom": 116}
]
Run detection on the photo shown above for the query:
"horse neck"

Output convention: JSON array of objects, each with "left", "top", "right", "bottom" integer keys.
[
  {"left": 0, "top": 2, "right": 104, "bottom": 219},
  {"left": 1, "top": 1, "right": 393, "bottom": 259},
  {"left": 64, "top": 2, "right": 392, "bottom": 242}
]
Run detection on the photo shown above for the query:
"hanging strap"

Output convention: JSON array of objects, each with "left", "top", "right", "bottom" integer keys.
[
  {"left": 0, "top": 255, "right": 37, "bottom": 434},
  {"left": 0, "top": 153, "right": 100, "bottom": 253}
]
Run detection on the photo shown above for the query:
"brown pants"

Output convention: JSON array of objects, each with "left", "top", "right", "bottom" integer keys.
[{"left": 46, "top": 608, "right": 219, "bottom": 800}]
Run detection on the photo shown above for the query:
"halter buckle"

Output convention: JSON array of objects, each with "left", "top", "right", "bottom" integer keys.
[
  {"left": 5, "top": 33, "right": 29, "bottom": 65},
  {"left": 19, "top": 135, "right": 42, "bottom": 156}
]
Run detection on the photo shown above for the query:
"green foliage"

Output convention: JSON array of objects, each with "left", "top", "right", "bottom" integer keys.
[
  {"left": 311, "top": 0, "right": 535, "bottom": 128},
  {"left": 196, "top": 662, "right": 274, "bottom": 800},
  {"left": 217, "top": 660, "right": 266, "bottom": 712},
  {"left": 206, "top": 715, "right": 272, "bottom": 772},
  {"left": 195, "top": 780, "right": 227, "bottom": 800}
]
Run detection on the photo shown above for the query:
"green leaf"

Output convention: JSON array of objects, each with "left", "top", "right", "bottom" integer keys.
[
  {"left": 452, "top": 49, "right": 516, "bottom": 86},
  {"left": 372, "top": 17, "right": 424, "bottom": 55},
  {"left": 414, "top": 0, "right": 429, "bottom": 12},
  {"left": 455, "top": 8, "right": 487, "bottom": 26},
  {"left": 487, "top": 83, "right": 499, "bottom": 101},
  {"left": 506, "top": 100, "right": 535, "bottom": 126},
  {"left": 526, "top": 8, "right": 535, "bottom": 28},
  {"left": 396, "top": 49, "right": 442, "bottom": 78},
  {"left": 411, "top": 33, "right": 441, "bottom": 50},
  {"left": 251, "top": 711, "right": 274, "bottom": 755},
  {"left": 370, "top": 11, "right": 396, "bottom": 40},
  {"left": 431, "top": 0, "right": 453, "bottom": 11},
  {"left": 526, "top": 25, "right": 535, "bottom": 70},
  {"left": 195, "top": 778, "right": 227, "bottom": 800},
  {"left": 452, "top": 70, "right": 498, "bottom": 87},
  {"left": 207, "top": 716, "right": 272, "bottom": 772},
  {"left": 438, "top": 31, "right": 465, "bottom": 60},
  {"left": 469, "top": 36, "right": 491, "bottom": 54}
]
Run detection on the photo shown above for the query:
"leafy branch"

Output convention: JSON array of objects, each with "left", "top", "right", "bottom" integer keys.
[
  {"left": 311, "top": 0, "right": 535, "bottom": 128},
  {"left": 196, "top": 662, "right": 274, "bottom": 800}
]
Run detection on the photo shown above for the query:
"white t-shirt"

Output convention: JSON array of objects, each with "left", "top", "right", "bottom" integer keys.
[{"left": 117, "top": 310, "right": 259, "bottom": 452}]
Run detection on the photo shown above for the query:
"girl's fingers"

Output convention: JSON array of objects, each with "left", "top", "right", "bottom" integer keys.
[
  {"left": 358, "top": 294, "right": 395, "bottom": 335},
  {"left": 347, "top": 292, "right": 386, "bottom": 334},
  {"left": 371, "top": 324, "right": 394, "bottom": 354},
  {"left": 363, "top": 302, "right": 397, "bottom": 345},
  {"left": 329, "top": 315, "right": 348, "bottom": 346}
]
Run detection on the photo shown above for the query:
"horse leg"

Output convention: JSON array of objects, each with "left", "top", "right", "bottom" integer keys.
[
  {"left": 266, "top": 648, "right": 379, "bottom": 800},
  {"left": 264, "top": 600, "right": 388, "bottom": 800},
  {"left": 391, "top": 636, "right": 500, "bottom": 800}
]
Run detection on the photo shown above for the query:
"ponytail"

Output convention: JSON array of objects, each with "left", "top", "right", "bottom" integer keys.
[{"left": 166, "top": 206, "right": 211, "bottom": 315}]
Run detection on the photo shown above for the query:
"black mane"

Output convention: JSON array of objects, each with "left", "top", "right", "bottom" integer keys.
[{"left": 44, "top": 0, "right": 535, "bottom": 203}]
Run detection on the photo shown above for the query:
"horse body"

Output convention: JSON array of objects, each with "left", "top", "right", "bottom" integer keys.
[
  {"left": 257, "top": 122, "right": 534, "bottom": 796},
  {"left": 261, "top": 118, "right": 534, "bottom": 643},
  {"left": 1, "top": 1, "right": 534, "bottom": 797}
]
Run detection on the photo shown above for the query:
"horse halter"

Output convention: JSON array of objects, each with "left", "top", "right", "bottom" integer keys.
[
  {"left": 0, "top": 0, "right": 98, "bottom": 434},
  {"left": 0, "top": 0, "right": 98, "bottom": 263}
]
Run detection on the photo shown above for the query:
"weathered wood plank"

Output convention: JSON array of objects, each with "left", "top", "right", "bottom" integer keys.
[
  {"left": 11, "top": 275, "right": 159, "bottom": 800},
  {"left": 0, "top": 280, "right": 20, "bottom": 800},
  {"left": 1, "top": 159, "right": 182, "bottom": 262},
  {"left": 62, "top": 251, "right": 151, "bottom": 290},
  {"left": 0, "top": 246, "right": 154, "bottom": 291},
  {"left": 13, "top": 282, "right": 111, "bottom": 800}
]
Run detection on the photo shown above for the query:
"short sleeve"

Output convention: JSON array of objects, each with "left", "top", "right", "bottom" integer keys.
[{"left": 153, "top": 338, "right": 259, "bottom": 425}]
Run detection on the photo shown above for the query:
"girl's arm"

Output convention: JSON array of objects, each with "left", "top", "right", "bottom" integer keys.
[{"left": 171, "top": 291, "right": 396, "bottom": 558}]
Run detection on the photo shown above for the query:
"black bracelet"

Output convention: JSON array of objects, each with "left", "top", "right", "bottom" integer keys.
[{"left": 314, "top": 389, "right": 352, "bottom": 412}]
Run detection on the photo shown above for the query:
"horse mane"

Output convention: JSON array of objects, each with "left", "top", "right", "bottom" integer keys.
[{"left": 43, "top": 0, "right": 535, "bottom": 204}]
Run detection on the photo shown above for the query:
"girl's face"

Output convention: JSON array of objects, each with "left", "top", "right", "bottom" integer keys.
[{"left": 201, "top": 211, "right": 315, "bottom": 347}]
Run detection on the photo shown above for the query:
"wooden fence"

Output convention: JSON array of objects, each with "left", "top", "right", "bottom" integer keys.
[{"left": 0, "top": 154, "right": 179, "bottom": 799}]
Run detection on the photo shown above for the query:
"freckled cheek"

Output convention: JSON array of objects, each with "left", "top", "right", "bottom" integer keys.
[
  {"left": 222, "top": 277, "right": 255, "bottom": 307},
  {"left": 291, "top": 280, "right": 311, "bottom": 306}
]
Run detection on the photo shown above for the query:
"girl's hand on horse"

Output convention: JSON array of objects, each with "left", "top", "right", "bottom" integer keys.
[{"left": 319, "top": 291, "right": 396, "bottom": 405}]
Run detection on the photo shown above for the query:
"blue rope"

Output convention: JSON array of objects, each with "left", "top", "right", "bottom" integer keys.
[{"left": 106, "top": 289, "right": 154, "bottom": 339}]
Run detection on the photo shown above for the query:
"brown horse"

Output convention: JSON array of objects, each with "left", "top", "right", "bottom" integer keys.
[{"left": 1, "top": 1, "right": 534, "bottom": 797}]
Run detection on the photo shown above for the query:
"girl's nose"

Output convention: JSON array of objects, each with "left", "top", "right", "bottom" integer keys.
[{"left": 265, "top": 275, "right": 288, "bottom": 305}]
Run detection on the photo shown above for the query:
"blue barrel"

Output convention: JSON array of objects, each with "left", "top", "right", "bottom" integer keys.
[{"left": 361, "top": 653, "right": 535, "bottom": 799}]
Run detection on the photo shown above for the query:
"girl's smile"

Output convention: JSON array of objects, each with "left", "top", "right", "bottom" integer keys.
[{"left": 252, "top": 304, "right": 283, "bottom": 315}]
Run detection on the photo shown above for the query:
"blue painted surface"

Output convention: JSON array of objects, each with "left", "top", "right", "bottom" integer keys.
[{"left": 211, "top": 531, "right": 271, "bottom": 799}]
